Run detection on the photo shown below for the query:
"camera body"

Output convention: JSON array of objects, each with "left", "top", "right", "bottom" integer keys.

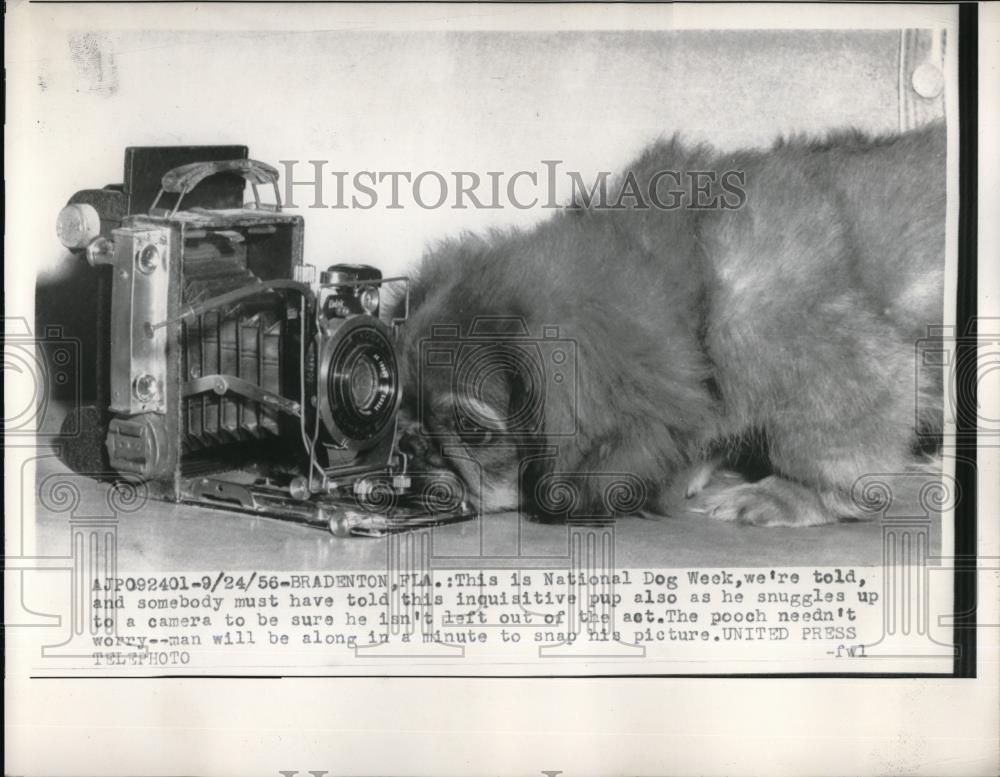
[{"left": 56, "top": 146, "right": 470, "bottom": 534}]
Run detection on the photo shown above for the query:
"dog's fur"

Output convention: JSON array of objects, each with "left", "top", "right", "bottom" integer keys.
[{"left": 392, "top": 120, "right": 946, "bottom": 526}]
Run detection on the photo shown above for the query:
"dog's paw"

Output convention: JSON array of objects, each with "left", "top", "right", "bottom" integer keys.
[{"left": 691, "top": 476, "right": 837, "bottom": 527}]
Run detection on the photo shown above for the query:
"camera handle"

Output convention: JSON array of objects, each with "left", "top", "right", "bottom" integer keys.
[{"left": 149, "top": 158, "right": 282, "bottom": 216}]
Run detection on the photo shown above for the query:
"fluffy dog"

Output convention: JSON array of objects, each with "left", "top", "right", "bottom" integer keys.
[{"left": 392, "top": 121, "right": 946, "bottom": 526}]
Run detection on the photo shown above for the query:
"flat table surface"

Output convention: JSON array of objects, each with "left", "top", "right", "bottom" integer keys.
[{"left": 25, "top": 410, "right": 932, "bottom": 572}]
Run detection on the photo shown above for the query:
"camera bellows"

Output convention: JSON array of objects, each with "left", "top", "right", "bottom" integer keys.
[{"left": 181, "top": 235, "right": 284, "bottom": 451}]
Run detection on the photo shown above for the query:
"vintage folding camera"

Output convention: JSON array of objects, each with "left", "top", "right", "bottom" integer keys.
[{"left": 55, "top": 145, "right": 472, "bottom": 535}]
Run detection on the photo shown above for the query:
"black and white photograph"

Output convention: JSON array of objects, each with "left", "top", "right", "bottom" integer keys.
[
  {"left": 5, "top": 2, "right": 998, "bottom": 775},
  {"left": 25, "top": 17, "right": 958, "bottom": 560}
]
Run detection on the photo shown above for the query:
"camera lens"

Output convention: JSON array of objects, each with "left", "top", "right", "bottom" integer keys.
[
  {"left": 319, "top": 318, "right": 400, "bottom": 445},
  {"left": 347, "top": 355, "right": 379, "bottom": 412},
  {"left": 332, "top": 341, "right": 391, "bottom": 424}
]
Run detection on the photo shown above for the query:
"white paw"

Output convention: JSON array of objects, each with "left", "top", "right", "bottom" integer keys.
[{"left": 690, "top": 476, "right": 835, "bottom": 527}]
